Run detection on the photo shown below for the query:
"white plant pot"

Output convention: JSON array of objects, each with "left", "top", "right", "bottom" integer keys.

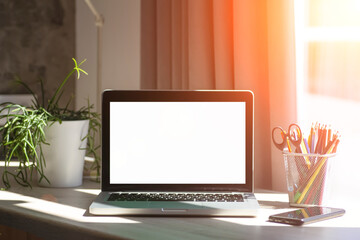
[{"left": 38, "top": 119, "right": 89, "bottom": 188}]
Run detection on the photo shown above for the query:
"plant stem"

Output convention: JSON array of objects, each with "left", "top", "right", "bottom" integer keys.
[{"left": 48, "top": 69, "right": 76, "bottom": 112}]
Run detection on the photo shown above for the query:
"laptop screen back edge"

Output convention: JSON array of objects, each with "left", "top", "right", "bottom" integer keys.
[{"left": 101, "top": 90, "right": 254, "bottom": 193}]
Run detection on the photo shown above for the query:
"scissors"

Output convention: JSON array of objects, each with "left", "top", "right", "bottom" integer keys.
[{"left": 272, "top": 123, "right": 303, "bottom": 152}]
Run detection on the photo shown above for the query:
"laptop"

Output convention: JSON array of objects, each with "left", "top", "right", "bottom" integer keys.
[{"left": 89, "top": 90, "right": 259, "bottom": 216}]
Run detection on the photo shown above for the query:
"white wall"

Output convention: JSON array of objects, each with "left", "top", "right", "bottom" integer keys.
[{"left": 75, "top": 0, "right": 141, "bottom": 111}]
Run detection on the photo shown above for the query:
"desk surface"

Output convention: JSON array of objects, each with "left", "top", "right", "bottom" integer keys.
[{"left": 0, "top": 179, "right": 359, "bottom": 240}]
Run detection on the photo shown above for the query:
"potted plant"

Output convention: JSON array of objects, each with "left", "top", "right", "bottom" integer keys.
[{"left": 0, "top": 59, "right": 101, "bottom": 189}]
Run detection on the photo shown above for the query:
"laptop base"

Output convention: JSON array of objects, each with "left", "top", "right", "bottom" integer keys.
[{"left": 89, "top": 192, "right": 259, "bottom": 216}]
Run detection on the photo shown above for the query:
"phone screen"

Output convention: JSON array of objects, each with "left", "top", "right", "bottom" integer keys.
[{"left": 269, "top": 207, "right": 345, "bottom": 225}]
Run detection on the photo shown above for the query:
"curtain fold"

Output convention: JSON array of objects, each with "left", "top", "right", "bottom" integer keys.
[
  {"left": 156, "top": 0, "right": 172, "bottom": 89},
  {"left": 171, "top": 0, "right": 183, "bottom": 89},
  {"left": 233, "top": 0, "right": 271, "bottom": 191},
  {"left": 213, "top": 0, "right": 234, "bottom": 89},
  {"left": 188, "top": 0, "right": 215, "bottom": 89},
  {"left": 267, "top": 0, "right": 297, "bottom": 191},
  {"left": 140, "top": 0, "right": 157, "bottom": 89},
  {"left": 140, "top": 0, "right": 295, "bottom": 190}
]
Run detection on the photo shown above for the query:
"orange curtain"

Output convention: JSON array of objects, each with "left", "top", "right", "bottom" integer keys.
[
  {"left": 267, "top": 0, "right": 297, "bottom": 191},
  {"left": 140, "top": 0, "right": 295, "bottom": 190},
  {"left": 141, "top": 0, "right": 235, "bottom": 90}
]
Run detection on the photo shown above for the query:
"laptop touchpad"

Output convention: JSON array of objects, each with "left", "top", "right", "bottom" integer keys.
[{"left": 148, "top": 201, "right": 204, "bottom": 209}]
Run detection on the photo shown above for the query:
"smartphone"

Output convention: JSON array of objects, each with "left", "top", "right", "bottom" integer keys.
[{"left": 269, "top": 206, "right": 345, "bottom": 226}]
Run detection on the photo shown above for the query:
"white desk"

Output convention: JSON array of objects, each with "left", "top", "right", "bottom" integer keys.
[{"left": 0, "top": 179, "right": 359, "bottom": 240}]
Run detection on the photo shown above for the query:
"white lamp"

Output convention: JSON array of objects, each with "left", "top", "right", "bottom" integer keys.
[{"left": 84, "top": 0, "right": 104, "bottom": 113}]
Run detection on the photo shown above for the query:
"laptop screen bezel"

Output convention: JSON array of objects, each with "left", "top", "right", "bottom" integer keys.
[{"left": 101, "top": 90, "right": 254, "bottom": 193}]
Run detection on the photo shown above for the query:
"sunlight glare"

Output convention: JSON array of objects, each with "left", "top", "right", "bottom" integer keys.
[
  {"left": 15, "top": 200, "right": 139, "bottom": 224},
  {"left": 74, "top": 188, "right": 101, "bottom": 195},
  {"left": 0, "top": 190, "right": 139, "bottom": 224}
]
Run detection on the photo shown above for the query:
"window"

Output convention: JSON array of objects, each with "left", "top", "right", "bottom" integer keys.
[{"left": 295, "top": 0, "right": 360, "bottom": 205}]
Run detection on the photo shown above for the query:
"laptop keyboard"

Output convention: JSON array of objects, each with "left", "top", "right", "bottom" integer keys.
[{"left": 108, "top": 193, "right": 244, "bottom": 202}]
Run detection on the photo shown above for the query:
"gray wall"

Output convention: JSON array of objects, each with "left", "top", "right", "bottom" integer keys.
[
  {"left": 75, "top": 0, "right": 141, "bottom": 112},
  {"left": 0, "top": 0, "right": 75, "bottom": 108}
]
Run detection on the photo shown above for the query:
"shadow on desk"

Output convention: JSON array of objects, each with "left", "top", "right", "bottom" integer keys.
[
  {"left": 0, "top": 198, "right": 359, "bottom": 240},
  {"left": 2, "top": 179, "right": 100, "bottom": 210},
  {"left": 82, "top": 211, "right": 360, "bottom": 240}
]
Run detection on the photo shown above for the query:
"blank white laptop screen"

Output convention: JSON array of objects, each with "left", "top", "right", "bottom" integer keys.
[{"left": 109, "top": 102, "right": 246, "bottom": 184}]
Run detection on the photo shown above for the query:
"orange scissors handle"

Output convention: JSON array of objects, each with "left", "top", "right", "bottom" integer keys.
[
  {"left": 272, "top": 123, "right": 303, "bottom": 152},
  {"left": 272, "top": 126, "right": 289, "bottom": 151}
]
